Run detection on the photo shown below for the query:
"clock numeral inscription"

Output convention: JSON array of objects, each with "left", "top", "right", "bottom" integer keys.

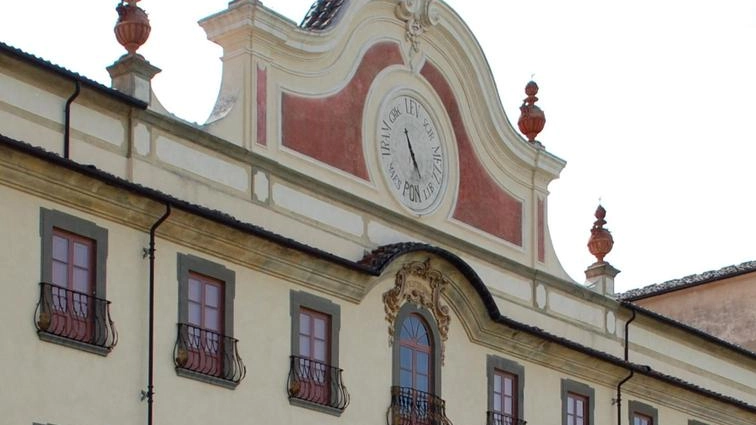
[
  {"left": 432, "top": 147, "right": 443, "bottom": 184},
  {"left": 423, "top": 118, "right": 435, "bottom": 141},
  {"left": 404, "top": 97, "right": 420, "bottom": 118},
  {"left": 402, "top": 181, "right": 421, "bottom": 203},
  {"left": 388, "top": 162, "right": 402, "bottom": 190},
  {"left": 379, "top": 94, "right": 446, "bottom": 213},
  {"left": 380, "top": 119, "right": 392, "bottom": 156}
]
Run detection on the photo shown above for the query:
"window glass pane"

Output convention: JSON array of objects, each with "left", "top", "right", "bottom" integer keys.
[
  {"left": 300, "top": 312, "right": 311, "bottom": 335},
  {"left": 567, "top": 417, "right": 574, "bottom": 425},
  {"left": 400, "top": 346, "right": 412, "bottom": 369},
  {"left": 567, "top": 397, "right": 575, "bottom": 414},
  {"left": 504, "top": 397, "right": 513, "bottom": 414},
  {"left": 416, "top": 321, "right": 429, "bottom": 345},
  {"left": 73, "top": 241, "right": 90, "bottom": 268},
  {"left": 53, "top": 260, "right": 68, "bottom": 286},
  {"left": 314, "top": 317, "right": 326, "bottom": 339},
  {"left": 299, "top": 334, "right": 310, "bottom": 356},
  {"left": 205, "top": 308, "right": 220, "bottom": 331},
  {"left": 205, "top": 284, "right": 220, "bottom": 308},
  {"left": 494, "top": 374, "right": 501, "bottom": 392},
  {"left": 576, "top": 399, "right": 584, "bottom": 413},
  {"left": 504, "top": 376, "right": 512, "bottom": 394},
  {"left": 417, "top": 352, "right": 429, "bottom": 374},
  {"left": 416, "top": 374, "right": 429, "bottom": 392},
  {"left": 400, "top": 369, "right": 412, "bottom": 387},
  {"left": 188, "top": 278, "right": 201, "bottom": 302},
  {"left": 400, "top": 319, "right": 412, "bottom": 339},
  {"left": 314, "top": 339, "right": 326, "bottom": 361},
  {"left": 72, "top": 267, "right": 89, "bottom": 292},
  {"left": 493, "top": 393, "right": 502, "bottom": 411},
  {"left": 188, "top": 301, "right": 201, "bottom": 325},
  {"left": 52, "top": 235, "right": 68, "bottom": 262}
]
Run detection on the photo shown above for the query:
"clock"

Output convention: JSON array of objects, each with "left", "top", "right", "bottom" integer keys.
[{"left": 377, "top": 93, "right": 447, "bottom": 215}]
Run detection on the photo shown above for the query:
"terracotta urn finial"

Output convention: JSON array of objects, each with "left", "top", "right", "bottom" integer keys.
[
  {"left": 587, "top": 204, "right": 614, "bottom": 263},
  {"left": 115, "top": 0, "right": 151, "bottom": 56},
  {"left": 517, "top": 80, "right": 546, "bottom": 144}
]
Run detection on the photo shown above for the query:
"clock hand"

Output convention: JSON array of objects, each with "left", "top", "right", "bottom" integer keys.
[{"left": 404, "top": 128, "right": 421, "bottom": 177}]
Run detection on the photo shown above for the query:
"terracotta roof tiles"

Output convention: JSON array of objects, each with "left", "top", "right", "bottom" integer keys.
[
  {"left": 619, "top": 260, "right": 756, "bottom": 301},
  {"left": 300, "top": 0, "right": 347, "bottom": 30}
]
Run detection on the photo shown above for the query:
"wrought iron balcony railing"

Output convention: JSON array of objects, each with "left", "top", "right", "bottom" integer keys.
[
  {"left": 389, "top": 386, "right": 453, "bottom": 425},
  {"left": 34, "top": 282, "right": 118, "bottom": 352},
  {"left": 487, "top": 411, "right": 527, "bottom": 425},
  {"left": 174, "top": 323, "right": 246, "bottom": 385},
  {"left": 287, "top": 355, "right": 350, "bottom": 411}
]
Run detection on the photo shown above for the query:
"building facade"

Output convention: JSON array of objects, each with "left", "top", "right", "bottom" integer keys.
[
  {"left": 621, "top": 261, "right": 756, "bottom": 352},
  {"left": 0, "top": 1, "right": 754, "bottom": 425}
]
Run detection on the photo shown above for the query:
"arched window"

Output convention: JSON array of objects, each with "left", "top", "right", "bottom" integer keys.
[
  {"left": 399, "top": 314, "right": 433, "bottom": 393},
  {"left": 391, "top": 304, "right": 446, "bottom": 425}
]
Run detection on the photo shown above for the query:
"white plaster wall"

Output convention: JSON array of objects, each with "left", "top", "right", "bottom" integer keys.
[
  {"left": 629, "top": 325, "right": 756, "bottom": 403},
  {"left": 549, "top": 292, "right": 605, "bottom": 330},
  {"left": 70, "top": 104, "right": 125, "bottom": 147},
  {"left": 0, "top": 184, "right": 753, "bottom": 425},
  {"left": 0, "top": 108, "right": 62, "bottom": 153},
  {"left": 0, "top": 72, "right": 64, "bottom": 124},
  {"left": 155, "top": 135, "right": 249, "bottom": 193},
  {"left": 367, "top": 220, "right": 418, "bottom": 246},
  {"left": 467, "top": 258, "right": 533, "bottom": 303},
  {"left": 272, "top": 183, "right": 364, "bottom": 237},
  {"left": 0, "top": 188, "right": 148, "bottom": 425}
]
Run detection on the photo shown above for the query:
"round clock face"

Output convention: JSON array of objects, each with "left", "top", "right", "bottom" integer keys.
[{"left": 378, "top": 94, "right": 447, "bottom": 214}]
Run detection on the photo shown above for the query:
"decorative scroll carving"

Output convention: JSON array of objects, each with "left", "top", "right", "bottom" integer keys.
[
  {"left": 383, "top": 258, "right": 451, "bottom": 364},
  {"left": 395, "top": 0, "right": 440, "bottom": 53}
]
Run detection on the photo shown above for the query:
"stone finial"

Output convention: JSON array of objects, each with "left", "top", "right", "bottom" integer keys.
[
  {"left": 115, "top": 0, "right": 151, "bottom": 56},
  {"left": 587, "top": 204, "right": 614, "bottom": 263},
  {"left": 109, "top": 0, "right": 160, "bottom": 103},
  {"left": 585, "top": 204, "right": 619, "bottom": 296},
  {"left": 517, "top": 81, "right": 546, "bottom": 144}
]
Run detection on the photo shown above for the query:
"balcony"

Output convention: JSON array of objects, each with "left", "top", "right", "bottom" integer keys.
[
  {"left": 487, "top": 412, "right": 527, "bottom": 425},
  {"left": 389, "top": 386, "right": 453, "bottom": 425},
  {"left": 287, "top": 355, "right": 350, "bottom": 414},
  {"left": 174, "top": 323, "right": 246, "bottom": 388},
  {"left": 34, "top": 282, "right": 118, "bottom": 355}
]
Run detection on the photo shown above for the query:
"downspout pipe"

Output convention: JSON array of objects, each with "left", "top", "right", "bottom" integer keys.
[
  {"left": 616, "top": 309, "right": 637, "bottom": 425},
  {"left": 64, "top": 80, "right": 81, "bottom": 159},
  {"left": 146, "top": 204, "right": 171, "bottom": 425}
]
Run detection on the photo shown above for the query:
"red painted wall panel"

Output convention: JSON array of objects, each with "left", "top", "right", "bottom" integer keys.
[
  {"left": 420, "top": 62, "right": 523, "bottom": 246},
  {"left": 282, "top": 42, "right": 403, "bottom": 180},
  {"left": 537, "top": 198, "right": 545, "bottom": 262},
  {"left": 257, "top": 66, "right": 267, "bottom": 146}
]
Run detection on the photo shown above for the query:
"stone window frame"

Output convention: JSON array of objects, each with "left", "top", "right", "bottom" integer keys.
[
  {"left": 39, "top": 208, "right": 109, "bottom": 355},
  {"left": 289, "top": 290, "right": 341, "bottom": 367},
  {"left": 40, "top": 208, "right": 108, "bottom": 297},
  {"left": 176, "top": 253, "right": 236, "bottom": 388},
  {"left": 561, "top": 379, "right": 595, "bottom": 425},
  {"left": 392, "top": 303, "right": 443, "bottom": 396},
  {"left": 629, "top": 400, "right": 658, "bottom": 425},
  {"left": 487, "top": 355, "right": 525, "bottom": 420},
  {"left": 288, "top": 290, "right": 343, "bottom": 416}
]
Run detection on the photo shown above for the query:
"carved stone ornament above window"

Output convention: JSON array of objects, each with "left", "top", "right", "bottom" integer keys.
[
  {"left": 383, "top": 258, "right": 451, "bottom": 364},
  {"left": 395, "top": 0, "right": 440, "bottom": 53}
]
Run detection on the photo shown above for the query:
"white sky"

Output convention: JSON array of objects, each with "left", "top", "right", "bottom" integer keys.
[{"left": 2, "top": 1, "right": 755, "bottom": 292}]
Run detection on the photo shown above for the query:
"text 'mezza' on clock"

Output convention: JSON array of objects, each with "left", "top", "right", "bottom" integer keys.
[{"left": 378, "top": 93, "right": 447, "bottom": 215}]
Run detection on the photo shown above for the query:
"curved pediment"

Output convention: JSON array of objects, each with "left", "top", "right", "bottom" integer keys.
[{"left": 200, "top": 0, "right": 568, "bottom": 273}]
